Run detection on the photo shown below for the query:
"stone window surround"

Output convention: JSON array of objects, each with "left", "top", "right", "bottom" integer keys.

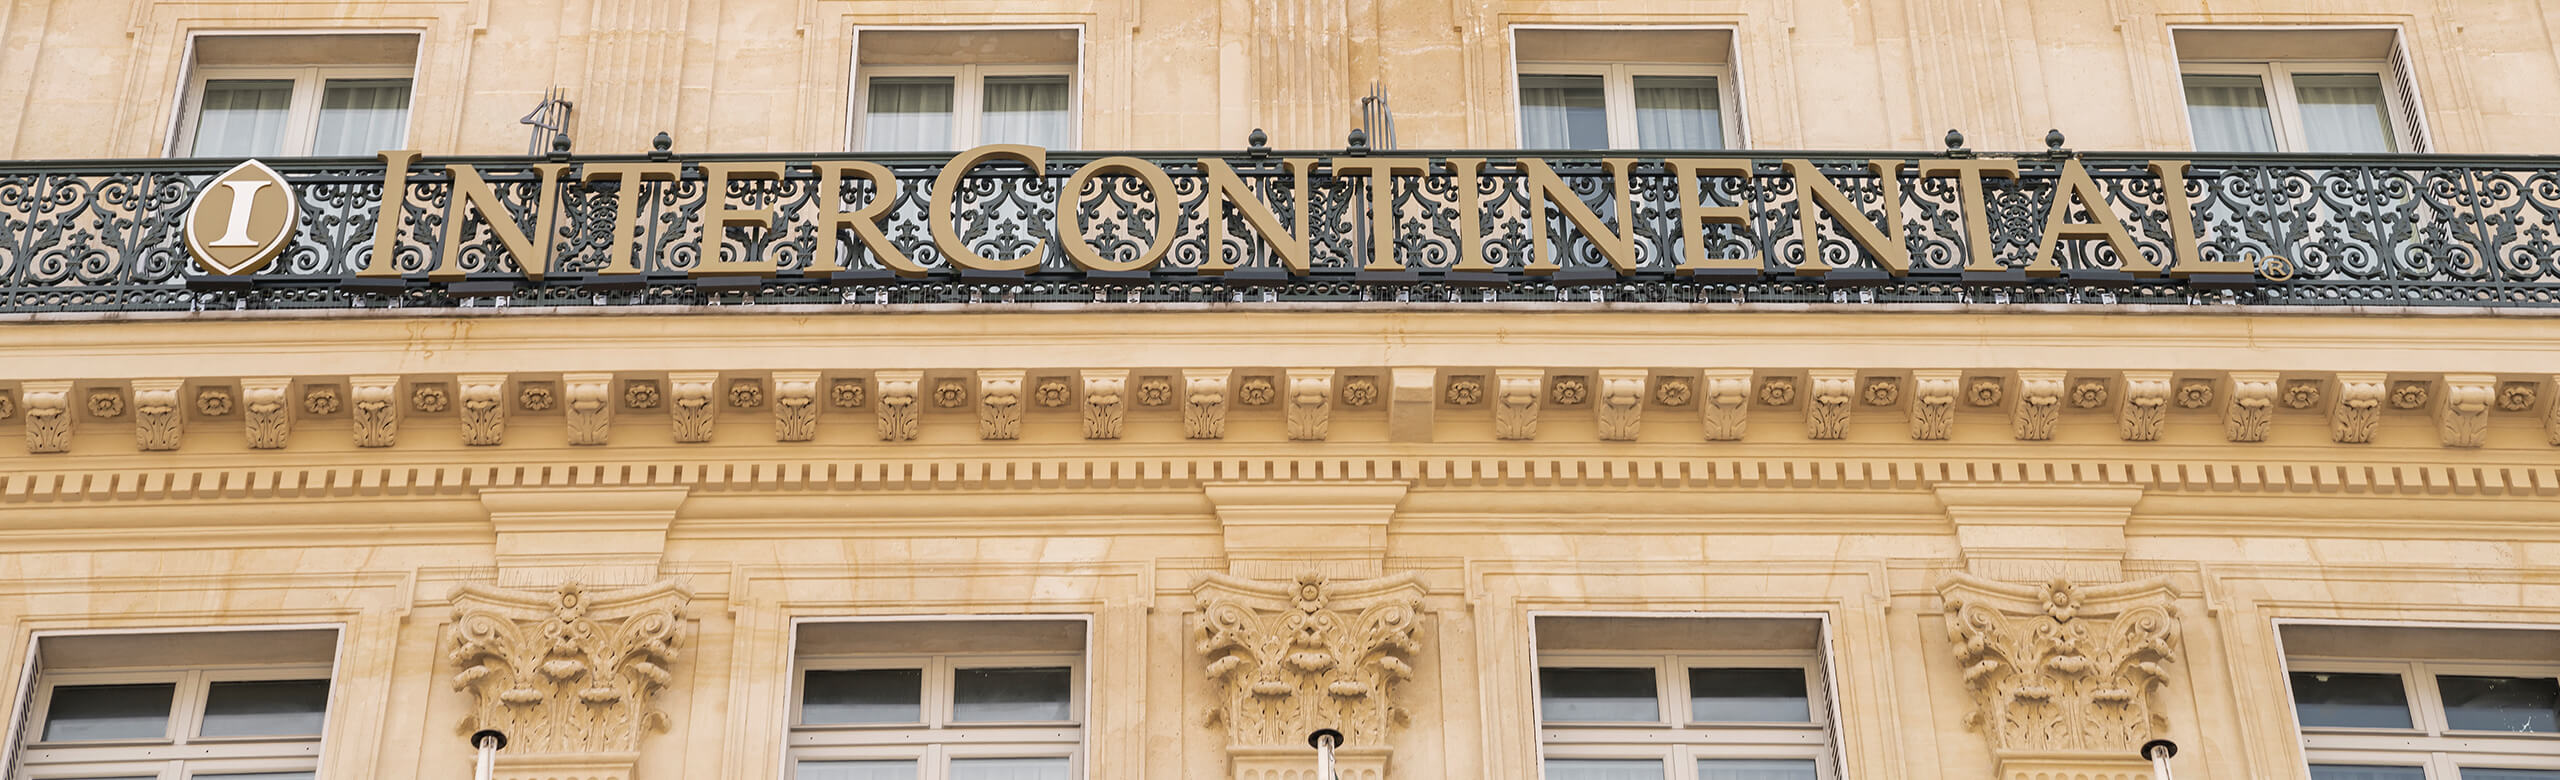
[
  {"left": 787, "top": 615, "right": 1091, "bottom": 780},
  {"left": 1529, "top": 612, "right": 1844, "bottom": 780},
  {"left": 846, "top": 25, "right": 1085, "bottom": 153},
  {"left": 163, "top": 29, "right": 423, "bottom": 159},
  {"left": 7, "top": 625, "right": 343, "bottom": 780},
  {"left": 2167, "top": 24, "right": 2431, "bottom": 154},
  {"left": 2278, "top": 621, "right": 2560, "bottom": 780},
  {"left": 1507, "top": 24, "right": 1747, "bottom": 151}
]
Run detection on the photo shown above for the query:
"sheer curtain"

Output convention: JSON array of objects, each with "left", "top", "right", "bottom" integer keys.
[
  {"left": 1697, "top": 759, "right": 1819, "bottom": 780},
  {"left": 1518, "top": 74, "right": 1607, "bottom": 149},
  {"left": 2294, "top": 73, "right": 2398, "bottom": 152},
  {"left": 192, "top": 79, "right": 292, "bottom": 157},
  {"left": 313, "top": 78, "right": 411, "bottom": 156},
  {"left": 2181, "top": 74, "right": 2278, "bottom": 153},
  {"left": 864, "top": 77, "right": 956, "bottom": 152},
  {"left": 1634, "top": 75, "right": 1722, "bottom": 150},
  {"left": 796, "top": 760, "right": 918, "bottom": 780},
  {"left": 981, "top": 75, "right": 1072, "bottom": 149},
  {"left": 948, "top": 757, "right": 1071, "bottom": 780},
  {"left": 1543, "top": 758, "right": 1666, "bottom": 780}
]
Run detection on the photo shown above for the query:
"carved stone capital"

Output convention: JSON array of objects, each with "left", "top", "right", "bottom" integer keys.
[
  {"left": 2224, "top": 372, "right": 2278, "bottom": 443},
  {"left": 668, "top": 372, "right": 719, "bottom": 444},
  {"left": 875, "top": 371, "right": 921, "bottom": 442},
  {"left": 1080, "top": 370, "right": 1126, "bottom": 440},
  {"left": 448, "top": 580, "right": 690, "bottom": 771},
  {"left": 132, "top": 379, "right": 184, "bottom": 452},
  {"left": 458, "top": 374, "right": 509, "bottom": 447},
  {"left": 1185, "top": 370, "right": 1231, "bottom": 440},
  {"left": 2439, "top": 374, "right": 2495, "bottom": 448},
  {"left": 350, "top": 375, "right": 402, "bottom": 449},
  {"left": 1806, "top": 370, "right": 1855, "bottom": 440},
  {"left": 1909, "top": 370, "right": 1959, "bottom": 441},
  {"left": 1196, "top": 570, "right": 1424, "bottom": 775},
  {"left": 1284, "top": 369, "right": 1334, "bottom": 441},
  {"left": 1596, "top": 369, "right": 1647, "bottom": 441},
  {"left": 773, "top": 371, "right": 821, "bottom": 443},
  {"left": 1493, "top": 369, "right": 1542, "bottom": 441},
  {"left": 2012, "top": 371, "right": 2064, "bottom": 441},
  {"left": 2117, "top": 372, "right": 2169, "bottom": 442},
  {"left": 1941, "top": 574, "right": 2179, "bottom": 779},
  {"left": 563, "top": 373, "right": 614, "bottom": 446},
  {"left": 242, "top": 377, "right": 294, "bottom": 450},
  {"left": 2331, "top": 373, "right": 2386, "bottom": 444}
]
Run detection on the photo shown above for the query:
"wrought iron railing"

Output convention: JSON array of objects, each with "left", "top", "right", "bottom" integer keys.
[{"left": 5, "top": 142, "right": 2560, "bottom": 312}]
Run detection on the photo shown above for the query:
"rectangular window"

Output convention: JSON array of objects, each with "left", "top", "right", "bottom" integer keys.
[
  {"left": 174, "top": 34, "right": 418, "bottom": 158},
  {"left": 1535, "top": 616, "right": 1834, "bottom": 780},
  {"left": 852, "top": 29, "right": 1079, "bottom": 152},
  {"left": 13, "top": 629, "right": 337, "bottom": 780},
  {"left": 2172, "top": 29, "right": 2425, "bottom": 153},
  {"left": 1512, "top": 28, "right": 1741, "bottom": 150},
  {"left": 2284, "top": 624, "right": 2560, "bottom": 780},
  {"left": 791, "top": 620, "right": 1084, "bottom": 780}
]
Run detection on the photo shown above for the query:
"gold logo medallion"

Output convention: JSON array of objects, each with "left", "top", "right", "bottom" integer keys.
[{"left": 184, "top": 160, "right": 299, "bottom": 276}]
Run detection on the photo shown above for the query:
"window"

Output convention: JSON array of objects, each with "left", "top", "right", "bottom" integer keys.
[
  {"left": 2173, "top": 28, "right": 2424, "bottom": 153},
  {"left": 1512, "top": 28, "right": 1741, "bottom": 150},
  {"left": 173, "top": 34, "right": 418, "bottom": 157},
  {"left": 13, "top": 630, "right": 336, "bottom": 780},
  {"left": 852, "top": 29, "right": 1079, "bottom": 151},
  {"left": 2283, "top": 625, "right": 2560, "bottom": 780},
  {"left": 1534, "top": 617, "right": 1835, "bottom": 780},
  {"left": 790, "top": 620, "right": 1085, "bottom": 780}
]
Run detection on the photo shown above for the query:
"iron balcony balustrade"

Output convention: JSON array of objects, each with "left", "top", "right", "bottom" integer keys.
[{"left": 4, "top": 139, "right": 2560, "bottom": 313}]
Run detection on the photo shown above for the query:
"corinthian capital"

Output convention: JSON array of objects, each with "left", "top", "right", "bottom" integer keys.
[
  {"left": 1197, "top": 571, "right": 1425, "bottom": 780},
  {"left": 1940, "top": 574, "right": 2180, "bottom": 780},
  {"left": 447, "top": 580, "right": 690, "bottom": 780}
]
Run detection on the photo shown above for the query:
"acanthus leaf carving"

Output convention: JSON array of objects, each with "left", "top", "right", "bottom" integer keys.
[
  {"left": 1493, "top": 370, "right": 1542, "bottom": 441},
  {"left": 1184, "top": 370, "right": 1231, "bottom": 440},
  {"left": 876, "top": 371, "right": 922, "bottom": 442},
  {"left": 2117, "top": 372, "right": 2169, "bottom": 443},
  {"left": 1081, "top": 371, "right": 1126, "bottom": 440},
  {"left": 1284, "top": 369, "right": 1333, "bottom": 441},
  {"left": 2225, "top": 372, "right": 2277, "bottom": 443},
  {"left": 2012, "top": 371, "right": 2063, "bottom": 441},
  {"left": 563, "top": 373, "right": 614, "bottom": 446},
  {"left": 1910, "top": 370, "right": 1959, "bottom": 441},
  {"left": 2331, "top": 373, "right": 2386, "bottom": 444},
  {"left": 2547, "top": 374, "right": 2560, "bottom": 446},
  {"left": 668, "top": 373, "right": 718, "bottom": 444},
  {"left": 978, "top": 370, "right": 1024, "bottom": 441},
  {"left": 1940, "top": 574, "right": 2179, "bottom": 772},
  {"left": 773, "top": 371, "right": 820, "bottom": 443},
  {"left": 2440, "top": 375, "right": 2494, "bottom": 448},
  {"left": 458, "top": 375, "right": 509, "bottom": 447},
  {"left": 1195, "top": 571, "right": 1425, "bottom": 754},
  {"left": 1595, "top": 370, "right": 1646, "bottom": 441},
  {"left": 21, "top": 382, "right": 70, "bottom": 453},
  {"left": 1699, "top": 370, "right": 1751, "bottom": 441},
  {"left": 447, "top": 580, "right": 690, "bottom": 758},
  {"left": 350, "top": 376, "right": 402, "bottom": 449},
  {"left": 132, "top": 380, "right": 184, "bottom": 452},
  {"left": 1806, "top": 371, "right": 1854, "bottom": 440},
  {"left": 242, "top": 377, "right": 293, "bottom": 450}
]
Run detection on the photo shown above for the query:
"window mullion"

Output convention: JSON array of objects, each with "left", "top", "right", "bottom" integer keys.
[
  {"left": 956, "top": 64, "right": 982, "bottom": 149},
  {"left": 2267, "top": 64, "right": 2312, "bottom": 153},
  {"left": 1607, "top": 64, "right": 1637, "bottom": 149},
  {"left": 289, "top": 67, "right": 324, "bottom": 156}
]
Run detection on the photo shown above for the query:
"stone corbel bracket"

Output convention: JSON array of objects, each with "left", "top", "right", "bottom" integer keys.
[
  {"left": 447, "top": 579, "right": 691, "bottom": 780},
  {"left": 2116, "top": 371, "right": 2169, "bottom": 442},
  {"left": 1080, "top": 370, "right": 1127, "bottom": 440},
  {"left": 1807, "top": 370, "right": 1855, "bottom": 440},
  {"left": 562, "top": 373, "right": 614, "bottom": 446},
  {"left": 131, "top": 379, "right": 184, "bottom": 452},
  {"left": 1284, "top": 369, "right": 1335, "bottom": 441},
  {"left": 668, "top": 372, "right": 719, "bottom": 444},
  {"left": 772, "top": 371, "right": 821, "bottom": 443},
  {"left": 875, "top": 370, "right": 922, "bottom": 442},
  {"left": 2439, "top": 374, "right": 2495, "bottom": 448},
  {"left": 457, "top": 374, "right": 509, "bottom": 446},
  {"left": 1493, "top": 369, "right": 1541, "bottom": 441},
  {"left": 1596, "top": 369, "right": 1646, "bottom": 441},
  {"left": 1185, "top": 369, "right": 1231, "bottom": 440},
  {"left": 2011, "top": 371, "right": 2064, "bottom": 441},
  {"left": 351, "top": 375, "right": 403, "bottom": 448},
  {"left": 1196, "top": 570, "right": 1425, "bottom": 780},
  {"left": 2224, "top": 372, "right": 2278, "bottom": 443},
  {"left": 1908, "top": 370, "right": 1959, "bottom": 441},
  {"left": 1940, "top": 573, "right": 2180, "bottom": 780},
  {"left": 242, "top": 377, "right": 293, "bottom": 450}
]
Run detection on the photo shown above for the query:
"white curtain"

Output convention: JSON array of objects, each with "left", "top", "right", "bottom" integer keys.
[
  {"left": 1697, "top": 759, "right": 1819, "bottom": 780},
  {"left": 2308, "top": 766, "right": 2426, "bottom": 780},
  {"left": 2182, "top": 74, "right": 2278, "bottom": 153},
  {"left": 1519, "top": 75, "right": 1607, "bottom": 149},
  {"left": 2295, "top": 73, "right": 2398, "bottom": 152},
  {"left": 981, "top": 75, "right": 1071, "bottom": 149},
  {"left": 1634, "top": 75, "right": 1721, "bottom": 150},
  {"left": 865, "top": 77, "right": 955, "bottom": 152},
  {"left": 312, "top": 78, "right": 411, "bottom": 156},
  {"left": 948, "top": 757, "right": 1071, "bottom": 780},
  {"left": 1544, "top": 758, "right": 1666, "bottom": 780},
  {"left": 192, "top": 79, "right": 292, "bottom": 157},
  {"left": 796, "top": 760, "right": 917, "bottom": 780}
]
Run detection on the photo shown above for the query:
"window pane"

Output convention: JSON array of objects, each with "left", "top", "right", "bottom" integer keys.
[
  {"left": 982, "top": 75, "right": 1072, "bottom": 149},
  {"left": 40, "top": 682, "right": 174, "bottom": 741},
  {"left": 1699, "top": 759, "right": 1820, "bottom": 780},
  {"left": 1538, "top": 667, "right": 1659, "bottom": 722},
  {"left": 2310, "top": 766, "right": 2428, "bottom": 780},
  {"left": 952, "top": 666, "right": 1073, "bottom": 722},
  {"left": 802, "top": 668, "right": 922, "bottom": 724},
  {"left": 2290, "top": 671, "right": 2413, "bottom": 729},
  {"left": 313, "top": 78, "right": 411, "bottom": 156},
  {"left": 1519, "top": 74, "right": 1608, "bottom": 149},
  {"left": 864, "top": 76, "right": 955, "bottom": 152},
  {"left": 1690, "top": 667, "right": 1813, "bottom": 723},
  {"left": 1633, "top": 75, "right": 1722, "bottom": 150},
  {"left": 193, "top": 79, "right": 293, "bottom": 157},
  {"left": 2463, "top": 770, "right": 2560, "bottom": 780},
  {"left": 2294, "top": 73, "right": 2399, "bottom": 153},
  {"left": 797, "top": 760, "right": 918, "bottom": 780},
  {"left": 2438, "top": 675, "right": 2559, "bottom": 733},
  {"left": 200, "top": 678, "right": 330, "bottom": 737},
  {"left": 1545, "top": 758, "right": 1666, "bottom": 780},
  {"left": 195, "top": 774, "right": 318, "bottom": 780},
  {"left": 950, "top": 757, "right": 1072, "bottom": 780},
  {"left": 2182, "top": 74, "right": 2278, "bottom": 153}
]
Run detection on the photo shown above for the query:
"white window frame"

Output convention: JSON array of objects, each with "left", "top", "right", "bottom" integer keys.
[
  {"left": 16, "top": 663, "right": 330, "bottom": 780},
  {"left": 2177, "top": 60, "right": 2415, "bottom": 153},
  {"left": 1514, "top": 61, "right": 1739, "bottom": 151},
  {"left": 2286, "top": 657, "right": 2560, "bottom": 779},
  {"left": 173, "top": 64, "right": 414, "bottom": 157},
  {"left": 1536, "top": 651, "right": 1834, "bottom": 780},
  {"left": 789, "top": 652, "right": 1083, "bottom": 780},
  {"left": 850, "top": 63, "right": 1079, "bottom": 152}
]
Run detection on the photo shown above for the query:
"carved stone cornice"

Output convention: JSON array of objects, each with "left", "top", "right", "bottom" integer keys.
[
  {"left": 2440, "top": 374, "right": 2495, "bottom": 448},
  {"left": 563, "top": 373, "right": 613, "bottom": 446},
  {"left": 875, "top": 371, "right": 921, "bottom": 442},
  {"left": 1285, "top": 369, "right": 1334, "bottom": 441},
  {"left": 1807, "top": 370, "right": 1855, "bottom": 440},
  {"left": 2012, "top": 371, "right": 2063, "bottom": 441},
  {"left": 772, "top": 371, "right": 821, "bottom": 443},
  {"left": 351, "top": 375, "right": 401, "bottom": 448},
  {"left": 1493, "top": 369, "right": 1541, "bottom": 441},
  {"left": 668, "top": 372, "right": 718, "bottom": 444},
  {"left": 1196, "top": 570, "right": 1424, "bottom": 779},
  {"left": 2116, "top": 372, "right": 2169, "bottom": 442},
  {"left": 448, "top": 579, "right": 690, "bottom": 778},
  {"left": 131, "top": 379, "right": 183, "bottom": 452},
  {"left": 242, "top": 377, "right": 292, "bottom": 450},
  {"left": 1909, "top": 370, "right": 1958, "bottom": 441},
  {"left": 1940, "top": 573, "right": 2179, "bottom": 780},
  {"left": 2224, "top": 372, "right": 2277, "bottom": 443},
  {"left": 1595, "top": 369, "right": 1645, "bottom": 441},
  {"left": 458, "top": 374, "right": 508, "bottom": 447},
  {"left": 2331, "top": 373, "right": 2386, "bottom": 444},
  {"left": 1080, "top": 370, "right": 1126, "bottom": 440}
]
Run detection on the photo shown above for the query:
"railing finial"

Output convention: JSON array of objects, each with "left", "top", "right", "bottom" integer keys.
[
  {"left": 1346, "top": 128, "right": 1370, "bottom": 156},
  {"left": 1945, "top": 129, "right": 1972, "bottom": 159},
  {"left": 650, "top": 131, "right": 675, "bottom": 161},
  {"left": 1248, "top": 128, "right": 1270, "bottom": 158}
]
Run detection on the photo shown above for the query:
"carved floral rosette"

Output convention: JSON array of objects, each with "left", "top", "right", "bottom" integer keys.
[
  {"left": 1940, "top": 574, "right": 2179, "bottom": 778},
  {"left": 446, "top": 580, "right": 691, "bottom": 765},
  {"left": 1196, "top": 571, "right": 1425, "bottom": 761}
]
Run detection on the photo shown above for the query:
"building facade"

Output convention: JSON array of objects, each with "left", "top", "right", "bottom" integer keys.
[{"left": 3, "top": 2, "right": 2559, "bottom": 780}]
